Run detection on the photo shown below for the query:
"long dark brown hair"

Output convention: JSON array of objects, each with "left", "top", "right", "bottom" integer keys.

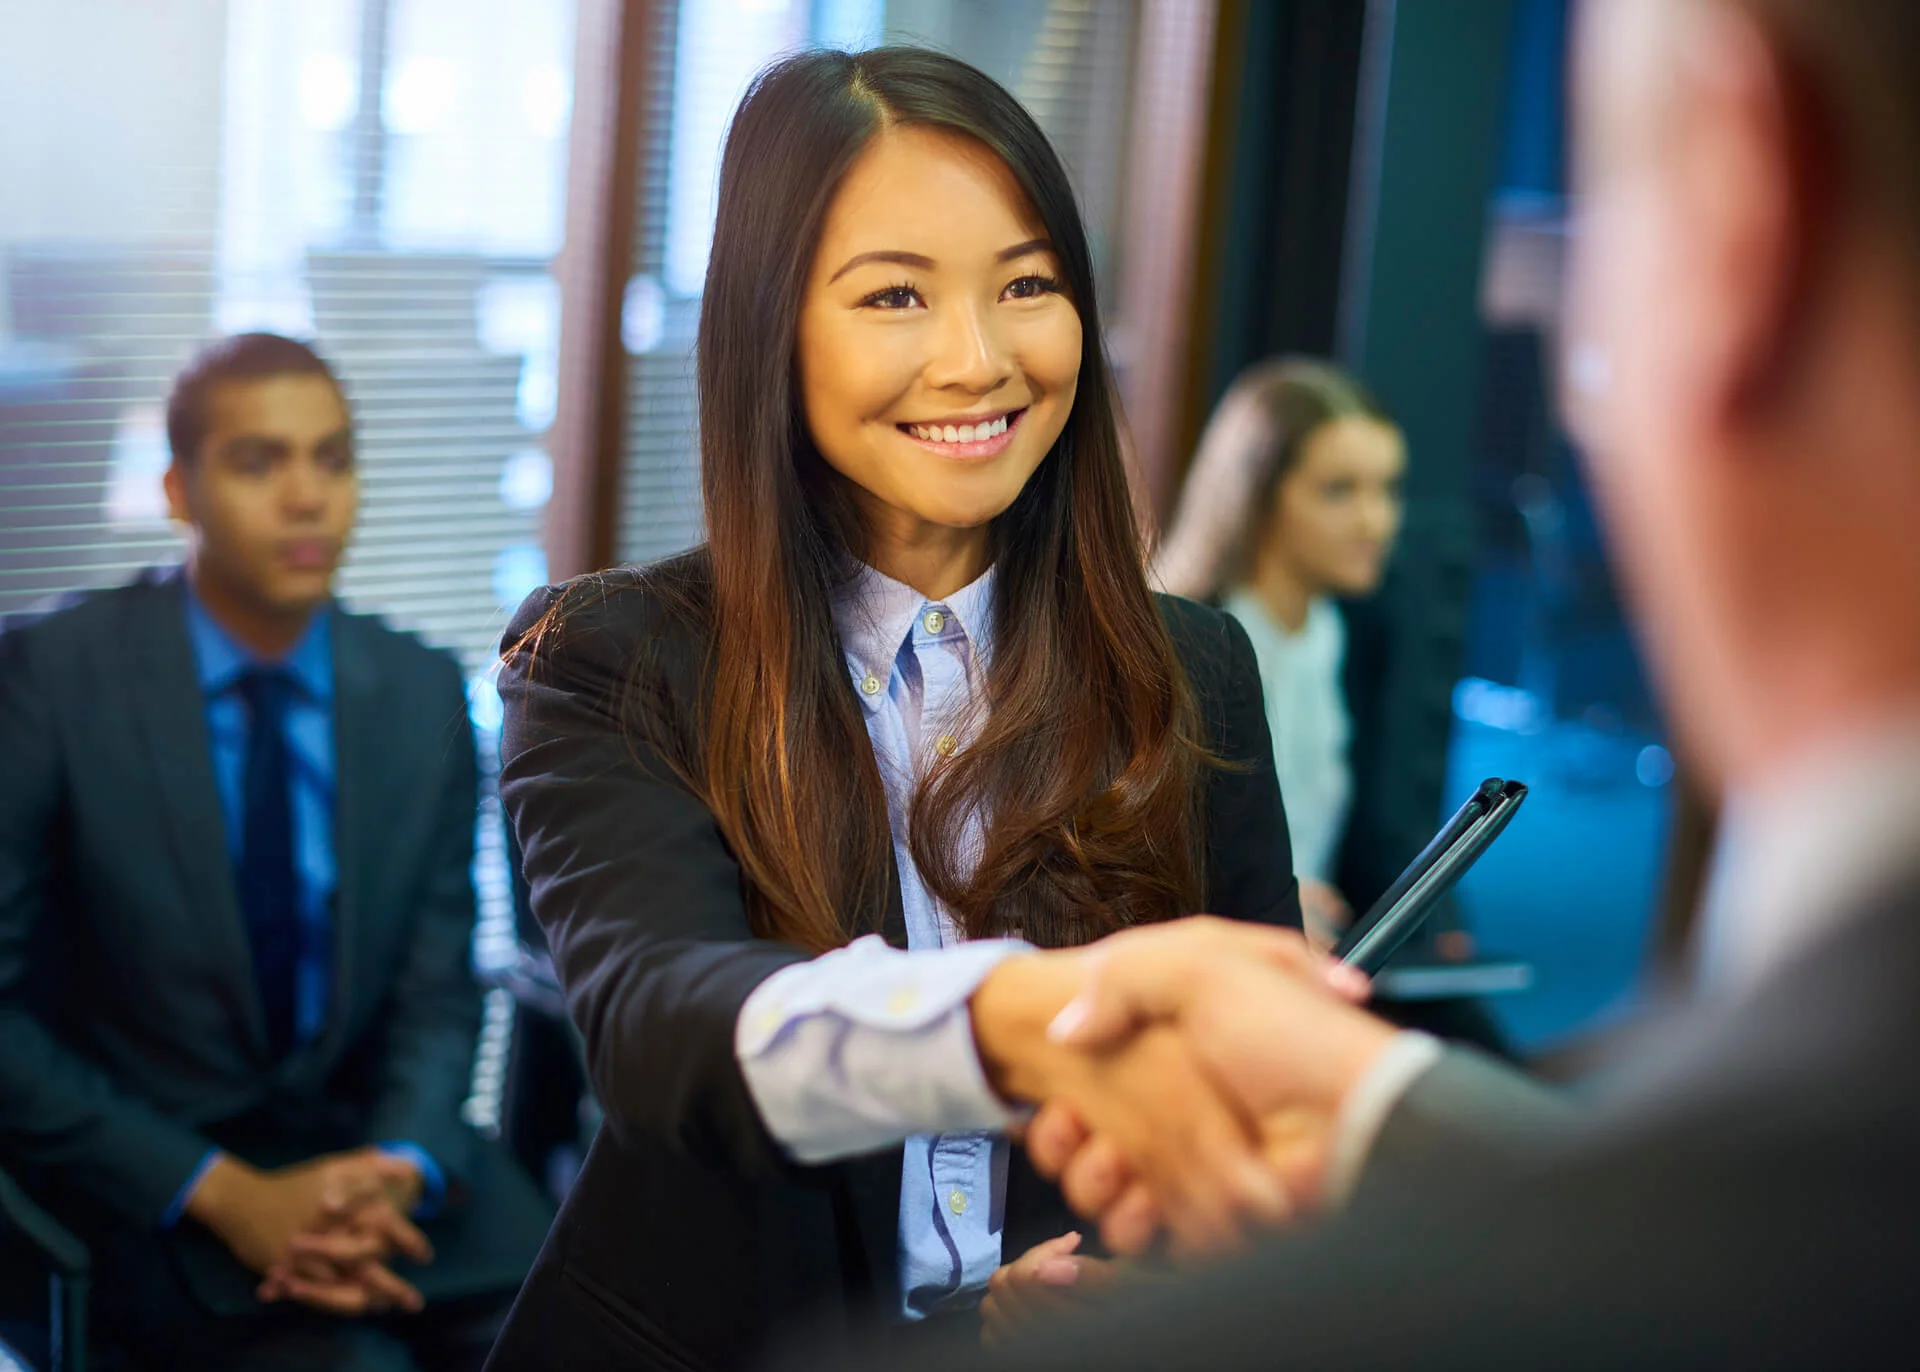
[{"left": 553, "top": 48, "right": 1212, "bottom": 953}]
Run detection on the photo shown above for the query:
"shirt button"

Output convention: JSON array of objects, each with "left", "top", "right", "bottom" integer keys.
[
  {"left": 948, "top": 1189, "right": 968, "bottom": 1216},
  {"left": 923, "top": 610, "right": 945, "bottom": 634},
  {"left": 860, "top": 674, "right": 881, "bottom": 696},
  {"left": 934, "top": 734, "right": 958, "bottom": 759},
  {"left": 886, "top": 987, "right": 918, "bottom": 1015}
]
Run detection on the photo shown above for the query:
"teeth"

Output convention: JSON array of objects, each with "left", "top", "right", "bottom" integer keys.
[{"left": 908, "top": 414, "right": 1013, "bottom": 443}]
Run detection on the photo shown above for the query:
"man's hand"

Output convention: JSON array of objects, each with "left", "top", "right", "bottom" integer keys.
[
  {"left": 972, "top": 946, "right": 1293, "bottom": 1256},
  {"left": 979, "top": 1231, "right": 1119, "bottom": 1348},
  {"left": 186, "top": 1148, "right": 434, "bottom": 1316},
  {"left": 1016, "top": 918, "right": 1393, "bottom": 1254}
]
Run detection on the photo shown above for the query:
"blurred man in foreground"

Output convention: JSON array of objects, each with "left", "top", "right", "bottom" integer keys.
[
  {"left": 0, "top": 334, "right": 549, "bottom": 1370},
  {"left": 846, "top": 0, "right": 1920, "bottom": 1365}
]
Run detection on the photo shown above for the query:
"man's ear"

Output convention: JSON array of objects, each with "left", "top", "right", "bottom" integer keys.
[
  {"left": 163, "top": 461, "right": 192, "bottom": 525},
  {"left": 1669, "top": 2, "right": 1826, "bottom": 424}
]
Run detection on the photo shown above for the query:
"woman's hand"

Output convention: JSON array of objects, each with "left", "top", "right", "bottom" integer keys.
[
  {"left": 1298, "top": 877, "right": 1352, "bottom": 954},
  {"left": 980, "top": 1231, "right": 1118, "bottom": 1348}
]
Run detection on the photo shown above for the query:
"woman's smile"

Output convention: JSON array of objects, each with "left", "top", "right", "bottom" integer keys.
[{"left": 895, "top": 406, "right": 1027, "bottom": 460}]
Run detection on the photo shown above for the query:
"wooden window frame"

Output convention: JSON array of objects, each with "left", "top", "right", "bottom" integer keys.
[{"left": 547, "top": 0, "right": 655, "bottom": 582}]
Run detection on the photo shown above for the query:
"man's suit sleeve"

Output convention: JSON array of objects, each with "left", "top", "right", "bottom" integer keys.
[
  {"left": 1353, "top": 1046, "right": 1575, "bottom": 1204},
  {"left": 0, "top": 624, "right": 217, "bottom": 1223},
  {"left": 363, "top": 653, "right": 484, "bottom": 1187}
]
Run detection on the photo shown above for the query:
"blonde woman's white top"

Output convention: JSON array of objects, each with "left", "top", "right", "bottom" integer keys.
[{"left": 1223, "top": 589, "right": 1352, "bottom": 883}]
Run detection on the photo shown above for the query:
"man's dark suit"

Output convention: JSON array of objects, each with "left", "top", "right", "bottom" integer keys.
[
  {"left": 483, "top": 550, "right": 1303, "bottom": 1372},
  {"left": 847, "top": 857, "right": 1920, "bottom": 1371},
  {"left": 0, "top": 567, "right": 551, "bottom": 1361}
]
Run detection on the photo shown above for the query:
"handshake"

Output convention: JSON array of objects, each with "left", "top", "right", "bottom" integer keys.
[{"left": 968, "top": 917, "right": 1399, "bottom": 1257}]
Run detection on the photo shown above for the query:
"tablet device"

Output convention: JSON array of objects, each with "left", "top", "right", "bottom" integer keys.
[
  {"left": 1334, "top": 779, "right": 1529, "bottom": 975},
  {"left": 1335, "top": 778, "right": 1501, "bottom": 947}
]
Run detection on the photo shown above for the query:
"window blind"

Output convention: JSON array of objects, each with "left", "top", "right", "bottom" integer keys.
[{"left": 0, "top": 0, "right": 575, "bottom": 686}]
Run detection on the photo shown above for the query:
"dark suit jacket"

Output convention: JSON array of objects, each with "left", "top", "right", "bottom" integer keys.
[
  {"left": 841, "top": 858, "right": 1920, "bottom": 1372},
  {"left": 0, "top": 566, "right": 549, "bottom": 1312},
  {"left": 485, "top": 550, "right": 1303, "bottom": 1371}
]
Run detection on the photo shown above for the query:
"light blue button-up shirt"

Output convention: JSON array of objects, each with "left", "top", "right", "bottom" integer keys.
[{"left": 734, "top": 563, "right": 1027, "bottom": 1321}]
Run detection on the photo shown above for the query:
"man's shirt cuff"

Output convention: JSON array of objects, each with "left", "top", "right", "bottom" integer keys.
[
  {"left": 160, "top": 1147, "right": 226, "bottom": 1229},
  {"left": 375, "top": 1141, "right": 446, "bottom": 1219},
  {"left": 1322, "top": 1031, "right": 1444, "bottom": 1207}
]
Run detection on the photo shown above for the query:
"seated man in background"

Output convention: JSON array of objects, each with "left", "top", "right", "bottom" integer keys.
[{"left": 0, "top": 333, "right": 550, "bottom": 1371}]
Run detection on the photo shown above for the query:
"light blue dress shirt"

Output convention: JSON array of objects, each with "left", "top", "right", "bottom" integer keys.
[
  {"left": 162, "top": 582, "right": 444, "bottom": 1226},
  {"left": 734, "top": 564, "right": 1028, "bottom": 1321}
]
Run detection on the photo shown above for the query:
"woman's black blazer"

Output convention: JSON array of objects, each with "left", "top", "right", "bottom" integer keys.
[{"left": 484, "top": 550, "right": 1302, "bottom": 1371}]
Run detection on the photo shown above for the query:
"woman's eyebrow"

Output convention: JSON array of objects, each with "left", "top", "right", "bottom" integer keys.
[
  {"left": 827, "top": 238, "right": 1056, "bottom": 283},
  {"left": 996, "top": 237, "right": 1053, "bottom": 262},
  {"left": 828, "top": 249, "right": 934, "bottom": 283}
]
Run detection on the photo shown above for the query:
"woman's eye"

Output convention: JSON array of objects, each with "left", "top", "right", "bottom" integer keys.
[
  {"left": 1323, "top": 480, "right": 1356, "bottom": 501},
  {"left": 862, "top": 285, "right": 922, "bottom": 310},
  {"left": 1003, "top": 274, "right": 1059, "bottom": 301}
]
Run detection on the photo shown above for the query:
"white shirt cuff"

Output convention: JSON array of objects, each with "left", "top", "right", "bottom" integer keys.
[
  {"left": 1320, "top": 1030, "right": 1443, "bottom": 1207},
  {"left": 736, "top": 934, "right": 1030, "bottom": 1164}
]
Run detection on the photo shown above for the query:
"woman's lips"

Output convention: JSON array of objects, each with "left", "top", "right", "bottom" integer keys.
[{"left": 896, "top": 407, "right": 1027, "bottom": 460}]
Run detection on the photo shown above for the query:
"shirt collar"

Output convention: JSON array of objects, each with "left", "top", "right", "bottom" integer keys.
[
  {"left": 1697, "top": 709, "right": 1920, "bottom": 996},
  {"left": 830, "top": 562, "right": 996, "bottom": 703},
  {"left": 182, "top": 577, "right": 335, "bottom": 704}
]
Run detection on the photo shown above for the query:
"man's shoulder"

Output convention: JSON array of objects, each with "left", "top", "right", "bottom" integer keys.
[
  {"left": 1605, "top": 861, "right": 1920, "bottom": 1128},
  {"left": 0, "top": 566, "right": 180, "bottom": 660}
]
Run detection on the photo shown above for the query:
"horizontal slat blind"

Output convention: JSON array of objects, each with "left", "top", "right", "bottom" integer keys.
[{"left": 0, "top": 0, "right": 575, "bottom": 685}]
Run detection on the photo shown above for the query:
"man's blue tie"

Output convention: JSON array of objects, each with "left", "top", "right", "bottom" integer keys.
[{"left": 237, "top": 667, "right": 300, "bottom": 1059}]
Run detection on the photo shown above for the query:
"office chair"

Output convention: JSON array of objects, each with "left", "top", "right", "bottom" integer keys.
[{"left": 0, "top": 1165, "right": 88, "bottom": 1372}]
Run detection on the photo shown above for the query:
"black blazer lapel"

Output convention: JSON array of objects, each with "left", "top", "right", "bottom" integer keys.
[
  {"left": 843, "top": 1146, "right": 907, "bottom": 1319},
  {"left": 126, "top": 569, "right": 268, "bottom": 1059}
]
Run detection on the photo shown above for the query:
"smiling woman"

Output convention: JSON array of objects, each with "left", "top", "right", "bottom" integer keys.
[
  {"left": 488, "top": 47, "right": 1303, "bottom": 1369},
  {"left": 676, "top": 48, "right": 1214, "bottom": 961},
  {"left": 797, "top": 128, "right": 1081, "bottom": 554}
]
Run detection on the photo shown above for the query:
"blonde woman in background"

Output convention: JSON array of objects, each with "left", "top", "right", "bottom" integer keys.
[{"left": 1154, "top": 358, "right": 1406, "bottom": 951}]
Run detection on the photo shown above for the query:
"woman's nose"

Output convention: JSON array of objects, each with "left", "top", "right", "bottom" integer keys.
[
  {"left": 1360, "top": 490, "right": 1402, "bottom": 542},
  {"left": 923, "top": 301, "right": 1011, "bottom": 394}
]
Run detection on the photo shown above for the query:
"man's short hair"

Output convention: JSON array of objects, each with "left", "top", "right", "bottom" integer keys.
[{"left": 165, "top": 332, "right": 346, "bottom": 467}]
